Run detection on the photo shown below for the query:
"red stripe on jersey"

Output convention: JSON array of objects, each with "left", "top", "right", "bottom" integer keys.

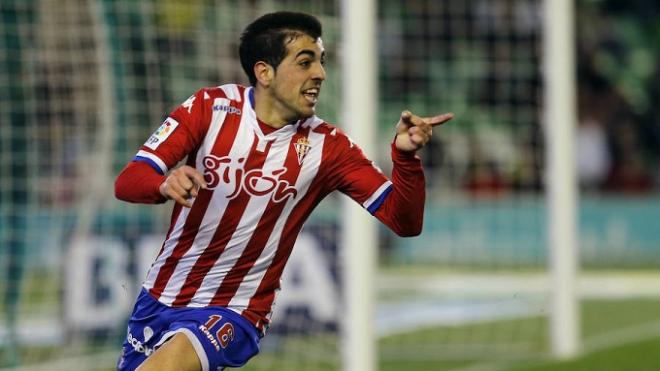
[
  {"left": 172, "top": 134, "right": 273, "bottom": 306},
  {"left": 208, "top": 127, "right": 312, "bottom": 307},
  {"left": 147, "top": 94, "right": 212, "bottom": 264},
  {"left": 153, "top": 203, "right": 183, "bottom": 262},
  {"left": 149, "top": 112, "right": 242, "bottom": 299},
  {"left": 240, "top": 190, "right": 322, "bottom": 329},
  {"left": 153, "top": 147, "right": 201, "bottom": 260},
  {"left": 243, "top": 132, "right": 332, "bottom": 329}
]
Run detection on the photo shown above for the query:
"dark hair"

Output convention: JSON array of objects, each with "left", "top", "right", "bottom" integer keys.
[{"left": 239, "top": 11, "right": 323, "bottom": 86}]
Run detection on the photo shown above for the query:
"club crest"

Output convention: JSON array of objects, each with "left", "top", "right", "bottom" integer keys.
[{"left": 294, "top": 136, "right": 312, "bottom": 165}]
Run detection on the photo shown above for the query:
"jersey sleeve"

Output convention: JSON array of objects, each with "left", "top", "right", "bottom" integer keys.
[
  {"left": 372, "top": 142, "right": 426, "bottom": 236},
  {"left": 133, "top": 88, "right": 210, "bottom": 174},
  {"left": 114, "top": 161, "right": 168, "bottom": 204},
  {"left": 328, "top": 129, "right": 392, "bottom": 214},
  {"left": 327, "top": 129, "right": 426, "bottom": 236}
]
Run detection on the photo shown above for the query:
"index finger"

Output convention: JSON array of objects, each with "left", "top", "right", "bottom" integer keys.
[{"left": 423, "top": 113, "right": 454, "bottom": 127}]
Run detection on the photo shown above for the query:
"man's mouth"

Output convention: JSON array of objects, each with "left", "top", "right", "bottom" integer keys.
[{"left": 302, "top": 88, "right": 319, "bottom": 104}]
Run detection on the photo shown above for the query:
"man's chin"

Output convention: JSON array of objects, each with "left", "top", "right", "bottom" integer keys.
[{"left": 298, "top": 108, "right": 315, "bottom": 119}]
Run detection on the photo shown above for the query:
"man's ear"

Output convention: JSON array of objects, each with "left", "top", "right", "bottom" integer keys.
[{"left": 254, "top": 61, "right": 274, "bottom": 87}]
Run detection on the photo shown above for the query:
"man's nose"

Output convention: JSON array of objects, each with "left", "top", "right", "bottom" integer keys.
[{"left": 313, "top": 64, "right": 326, "bottom": 81}]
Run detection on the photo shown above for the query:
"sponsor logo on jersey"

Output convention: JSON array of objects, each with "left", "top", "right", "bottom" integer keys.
[
  {"left": 294, "top": 136, "right": 312, "bottom": 165},
  {"left": 145, "top": 118, "right": 178, "bottom": 150},
  {"left": 212, "top": 105, "right": 241, "bottom": 115},
  {"left": 203, "top": 155, "right": 297, "bottom": 203}
]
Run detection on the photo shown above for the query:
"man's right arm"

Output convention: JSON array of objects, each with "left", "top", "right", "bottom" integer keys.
[
  {"left": 115, "top": 162, "right": 206, "bottom": 208},
  {"left": 115, "top": 161, "right": 167, "bottom": 204},
  {"left": 114, "top": 88, "right": 211, "bottom": 207}
]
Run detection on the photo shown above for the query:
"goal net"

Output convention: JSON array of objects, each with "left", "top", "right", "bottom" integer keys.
[
  {"left": 376, "top": 0, "right": 551, "bottom": 363},
  {"left": 376, "top": 0, "right": 660, "bottom": 368},
  {"left": 2, "top": 1, "right": 660, "bottom": 371},
  {"left": 0, "top": 1, "right": 342, "bottom": 370}
]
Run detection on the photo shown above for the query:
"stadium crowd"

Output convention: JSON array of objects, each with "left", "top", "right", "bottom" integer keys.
[{"left": 381, "top": 0, "right": 660, "bottom": 197}]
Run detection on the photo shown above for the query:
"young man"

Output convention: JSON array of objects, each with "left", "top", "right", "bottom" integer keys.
[{"left": 114, "top": 11, "right": 452, "bottom": 371}]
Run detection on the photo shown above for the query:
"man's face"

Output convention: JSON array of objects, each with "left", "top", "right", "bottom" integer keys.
[{"left": 269, "top": 34, "right": 326, "bottom": 121}]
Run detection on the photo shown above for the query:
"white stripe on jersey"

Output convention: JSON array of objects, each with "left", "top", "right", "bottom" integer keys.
[
  {"left": 301, "top": 116, "right": 325, "bottom": 130},
  {"left": 158, "top": 103, "right": 256, "bottom": 306},
  {"left": 199, "top": 98, "right": 230, "bottom": 162},
  {"left": 227, "top": 129, "right": 326, "bottom": 312},
  {"left": 143, "top": 98, "right": 230, "bottom": 293},
  {"left": 220, "top": 84, "right": 242, "bottom": 101},
  {"left": 191, "top": 133, "right": 292, "bottom": 306},
  {"left": 143, "top": 206, "right": 191, "bottom": 287},
  {"left": 136, "top": 150, "right": 168, "bottom": 174},
  {"left": 363, "top": 180, "right": 393, "bottom": 210}
]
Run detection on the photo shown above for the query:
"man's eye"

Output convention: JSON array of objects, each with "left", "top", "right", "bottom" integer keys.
[{"left": 299, "top": 60, "right": 311, "bottom": 67}]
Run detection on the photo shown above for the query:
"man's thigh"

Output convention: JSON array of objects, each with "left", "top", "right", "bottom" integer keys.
[{"left": 137, "top": 333, "right": 200, "bottom": 371}]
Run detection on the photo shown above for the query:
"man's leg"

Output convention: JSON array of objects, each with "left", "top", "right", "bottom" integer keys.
[{"left": 137, "top": 333, "right": 202, "bottom": 371}]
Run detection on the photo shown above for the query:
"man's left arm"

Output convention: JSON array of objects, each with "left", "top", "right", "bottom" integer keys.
[
  {"left": 333, "top": 111, "right": 452, "bottom": 236},
  {"left": 373, "top": 110, "right": 454, "bottom": 236}
]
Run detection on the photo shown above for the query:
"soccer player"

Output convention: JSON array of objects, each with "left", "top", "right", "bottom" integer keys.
[{"left": 114, "top": 11, "right": 453, "bottom": 371}]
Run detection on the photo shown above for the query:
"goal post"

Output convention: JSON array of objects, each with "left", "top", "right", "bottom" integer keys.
[
  {"left": 543, "top": 0, "right": 580, "bottom": 358},
  {"left": 340, "top": 1, "right": 378, "bottom": 371}
]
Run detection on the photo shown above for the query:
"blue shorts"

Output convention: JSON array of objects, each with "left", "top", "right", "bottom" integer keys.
[{"left": 117, "top": 288, "right": 261, "bottom": 371}]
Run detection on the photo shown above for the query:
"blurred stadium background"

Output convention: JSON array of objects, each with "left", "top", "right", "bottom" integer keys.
[{"left": 1, "top": 0, "right": 659, "bottom": 370}]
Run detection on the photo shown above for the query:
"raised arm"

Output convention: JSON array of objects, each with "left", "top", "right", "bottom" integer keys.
[
  {"left": 374, "top": 110, "right": 453, "bottom": 235},
  {"left": 329, "top": 110, "right": 452, "bottom": 236},
  {"left": 394, "top": 110, "right": 454, "bottom": 153}
]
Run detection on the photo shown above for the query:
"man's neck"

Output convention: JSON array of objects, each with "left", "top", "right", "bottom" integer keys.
[{"left": 252, "top": 87, "right": 292, "bottom": 130}]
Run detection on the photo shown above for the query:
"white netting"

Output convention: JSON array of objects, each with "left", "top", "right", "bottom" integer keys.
[
  {"left": 0, "top": 1, "right": 341, "bottom": 370},
  {"left": 375, "top": 0, "right": 660, "bottom": 367},
  {"left": 375, "top": 0, "right": 549, "bottom": 362},
  {"left": 2, "top": 1, "right": 660, "bottom": 370}
]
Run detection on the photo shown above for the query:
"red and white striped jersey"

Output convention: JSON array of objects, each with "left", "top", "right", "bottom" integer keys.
[{"left": 123, "top": 84, "right": 425, "bottom": 333}]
